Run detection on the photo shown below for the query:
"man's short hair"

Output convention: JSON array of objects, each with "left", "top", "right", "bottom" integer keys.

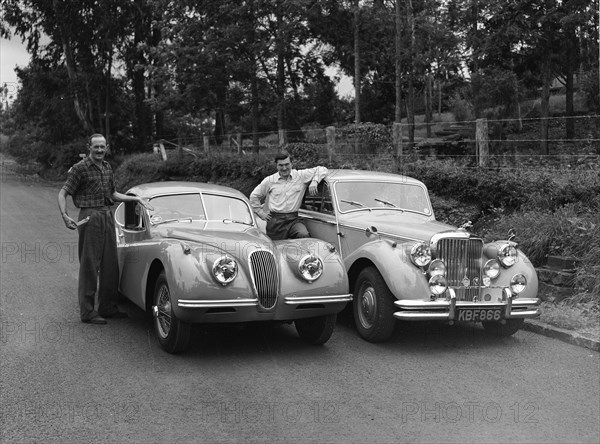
[
  {"left": 274, "top": 152, "right": 291, "bottom": 163},
  {"left": 88, "top": 133, "right": 106, "bottom": 146}
]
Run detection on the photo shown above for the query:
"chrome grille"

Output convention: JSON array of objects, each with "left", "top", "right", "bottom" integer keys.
[
  {"left": 435, "top": 237, "right": 483, "bottom": 301},
  {"left": 249, "top": 250, "right": 278, "bottom": 309}
]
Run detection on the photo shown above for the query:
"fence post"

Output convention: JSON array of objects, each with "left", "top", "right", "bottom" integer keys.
[
  {"left": 476, "top": 118, "right": 489, "bottom": 167},
  {"left": 203, "top": 135, "right": 210, "bottom": 154},
  {"left": 236, "top": 133, "right": 242, "bottom": 155},
  {"left": 393, "top": 122, "right": 403, "bottom": 169},
  {"left": 326, "top": 126, "right": 336, "bottom": 162},
  {"left": 278, "top": 129, "right": 287, "bottom": 149}
]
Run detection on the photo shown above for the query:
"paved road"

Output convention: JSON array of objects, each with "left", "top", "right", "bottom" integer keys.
[{"left": 1, "top": 167, "right": 599, "bottom": 443}]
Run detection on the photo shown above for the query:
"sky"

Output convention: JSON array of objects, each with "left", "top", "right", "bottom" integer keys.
[
  {"left": 0, "top": 37, "right": 30, "bottom": 83},
  {"left": 0, "top": 35, "right": 31, "bottom": 100}
]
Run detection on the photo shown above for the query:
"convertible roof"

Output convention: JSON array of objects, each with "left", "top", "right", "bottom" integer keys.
[
  {"left": 126, "top": 181, "right": 247, "bottom": 199},
  {"left": 326, "top": 169, "right": 424, "bottom": 186}
]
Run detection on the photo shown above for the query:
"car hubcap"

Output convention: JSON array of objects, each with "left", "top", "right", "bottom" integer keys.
[
  {"left": 358, "top": 284, "right": 376, "bottom": 329},
  {"left": 155, "top": 284, "right": 172, "bottom": 338}
]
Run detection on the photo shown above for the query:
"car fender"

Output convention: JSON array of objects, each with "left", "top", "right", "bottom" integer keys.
[
  {"left": 276, "top": 238, "right": 350, "bottom": 297},
  {"left": 345, "top": 239, "right": 429, "bottom": 300},
  {"left": 487, "top": 248, "right": 539, "bottom": 299}
]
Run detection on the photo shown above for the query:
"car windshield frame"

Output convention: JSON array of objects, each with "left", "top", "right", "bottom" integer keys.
[
  {"left": 146, "top": 192, "right": 255, "bottom": 227},
  {"left": 332, "top": 180, "right": 433, "bottom": 216}
]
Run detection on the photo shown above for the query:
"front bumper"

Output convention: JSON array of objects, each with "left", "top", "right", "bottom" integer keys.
[
  {"left": 178, "top": 294, "right": 353, "bottom": 308},
  {"left": 174, "top": 294, "right": 352, "bottom": 323},
  {"left": 394, "top": 288, "right": 540, "bottom": 322}
]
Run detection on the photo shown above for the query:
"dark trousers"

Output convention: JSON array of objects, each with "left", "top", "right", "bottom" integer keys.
[
  {"left": 77, "top": 207, "right": 119, "bottom": 320},
  {"left": 266, "top": 212, "right": 310, "bottom": 241}
]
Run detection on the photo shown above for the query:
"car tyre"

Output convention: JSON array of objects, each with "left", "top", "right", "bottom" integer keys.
[
  {"left": 353, "top": 267, "right": 396, "bottom": 342},
  {"left": 153, "top": 271, "right": 191, "bottom": 353},
  {"left": 482, "top": 318, "right": 524, "bottom": 337},
  {"left": 295, "top": 314, "right": 337, "bottom": 345}
]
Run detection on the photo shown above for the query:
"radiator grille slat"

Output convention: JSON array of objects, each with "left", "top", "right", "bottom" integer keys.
[
  {"left": 250, "top": 250, "right": 278, "bottom": 309},
  {"left": 436, "top": 238, "right": 483, "bottom": 302}
]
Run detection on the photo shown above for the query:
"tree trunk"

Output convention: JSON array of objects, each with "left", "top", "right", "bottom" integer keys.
[
  {"left": 394, "top": 0, "right": 402, "bottom": 123},
  {"left": 276, "top": 3, "right": 286, "bottom": 146},
  {"left": 132, "top": 0, "right": 151, "bottom": 152},
  {"left": 565, "top": 28, "right": 577, "bottom": 139},
  {"left": 151, "top": 24, "right": 164, "bottom": 140},
  {"left": 425, "top": 73, "right": 432, "bottom": 137},
  {"left": 405, "top": 0, "right": 415, "bottom": 147},
  {"left": 105, "top": 49, "right": 112, "bottom": 143},
  {"left": 354, "top": 0, "right": 361, "bottom": 124},
  {"left": 53, "top": 0, "right": 92, "bottom": 133},
  {"left": 251, "top": 71, "right": 260, "bottom": 154},
  {"left": 437, "top": 79, "right": 442, "bottom": 118},
  {"left": 540, "top": 61, "right": 551, "bottom": 155}
]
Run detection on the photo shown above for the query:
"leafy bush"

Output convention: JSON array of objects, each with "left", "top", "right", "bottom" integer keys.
[
  {"left": 580, "top": 68, "right": 600, "bottom": 112},
  {"left": 114, "top": 152, "right": 167, "bottom": 191},
  {"left": 479, "top": 203, "right": 600, "bottom": 296},
  {"left": 448, "top": 93, "right": 474, "bottom": 122},
  {"left": 284, "top": 142, "right": 321, "bottom": 165},
  {"left": 337, "top": 123, "right": 393, "bottom": 154},
  {"left": 429, "top": 193, "right": 480, "bottom": 227}
]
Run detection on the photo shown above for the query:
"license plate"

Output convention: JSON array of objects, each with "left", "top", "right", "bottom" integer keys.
[{"left": 457, "top": 308, "right": 502, "bottom": 322}]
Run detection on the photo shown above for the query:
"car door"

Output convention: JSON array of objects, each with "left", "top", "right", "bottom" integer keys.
[
  {"left": 114, "top": 201, "right": 150, "bottom": 308},
  {"left": 300, "top": 180, "right": 341, "bottom": 251}
]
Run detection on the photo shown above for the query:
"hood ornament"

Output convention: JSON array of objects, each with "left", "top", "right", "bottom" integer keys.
[{"left": 458, "top": 220, "right": 472, "bottom": 231}]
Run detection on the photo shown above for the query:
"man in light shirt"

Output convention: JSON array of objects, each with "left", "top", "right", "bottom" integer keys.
[{"left": 250, "top": 152, "right": 328, "bottom": 240}]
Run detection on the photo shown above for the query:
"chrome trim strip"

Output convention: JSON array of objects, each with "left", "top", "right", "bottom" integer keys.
[
  {"left": 430, "top": 231, "right": 471, "bottom": 245},
  {"left": 284, "top": 294, "right": 353, "bottom": 305},
  {"left": 178, "top": 298, "right": 258, "bottom": 308},
  {"left": 336, "top": 223, "right": 422, "bottom": 244}
]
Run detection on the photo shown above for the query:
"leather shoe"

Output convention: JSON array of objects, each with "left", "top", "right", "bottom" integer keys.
[
  {"left": 100, "top": 311, "right": 128, "bottom": 319},
  {"left": 82, "top": 316, "right": 107, "bottom": 325}
]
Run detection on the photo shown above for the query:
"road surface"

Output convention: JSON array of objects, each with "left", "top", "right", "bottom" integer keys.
[{"left": 1, "top": 166, "right": 598, "bottom": 443}]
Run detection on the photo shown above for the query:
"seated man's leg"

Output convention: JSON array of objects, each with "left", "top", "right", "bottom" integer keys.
[
  {"left": 288, "top": 219, "right": 310, "bottom": 238},
  {"left": 266, "top": 216, "right": 289, "bottom": 240}
]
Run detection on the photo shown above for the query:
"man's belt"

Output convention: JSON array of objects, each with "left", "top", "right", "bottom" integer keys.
[
  {"left": 83, "top": 206, "right": 112, "bottom": 212},
  {"left": 270, "top": 211, "right": 298, "bottom": 217}
]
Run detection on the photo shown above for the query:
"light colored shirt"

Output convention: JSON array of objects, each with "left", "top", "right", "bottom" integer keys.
[{"left": 250, "top": 166, "right": 328, "bottom": 218}]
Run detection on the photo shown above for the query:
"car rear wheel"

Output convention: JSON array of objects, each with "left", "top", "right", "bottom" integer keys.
[
  {"left": 295, "top": 314, "right": 337, "bottom": 345},
  {"left": 482, "top": 318, "right": 524, "bottom": 337},
  {"left": 353, "top": 267, "right": 396, "bottom": 342},
  {"left": 153, "top": 271, "right": 191, "bottom": 353}
]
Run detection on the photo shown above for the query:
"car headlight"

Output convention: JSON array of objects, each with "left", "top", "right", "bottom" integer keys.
[
  {"left": 429, "top": 275, "right": 447, "bottom": 295},
  {"left": 212, "top": 256, "right": 238, "bottom": 285},
  {"left": 410, "top": 243, "right": 432, "bottom": 267},
  {"left": 298, "top": 254, "right": 323, "bottom": 282},
  {"left": 428, "top": 259, "right": 446, "bottom": 277},
  {"left": 484, "top": 259, "right": 501, "bottom": 279},
  {"left": 498, "top": 244, "right": 518, "bottom": 267},
  {"left": 510, "top": 274, "right": 527, "bottom": 295}
]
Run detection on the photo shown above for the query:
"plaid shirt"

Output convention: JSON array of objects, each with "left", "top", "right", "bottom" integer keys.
[{"left": 62, "top": 156, "right": 116, "bottom": 208}]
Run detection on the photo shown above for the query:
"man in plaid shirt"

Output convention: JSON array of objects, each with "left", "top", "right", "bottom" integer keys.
[{"left": 57, "top": 134, "right": 152, "bottom": 324}]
